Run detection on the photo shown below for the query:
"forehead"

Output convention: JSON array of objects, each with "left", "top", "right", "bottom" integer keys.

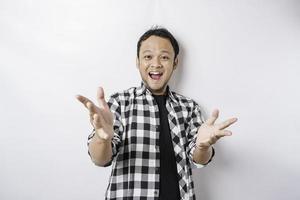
[{"left": 140, "top": 36, "right": 174, "bottom": 54}]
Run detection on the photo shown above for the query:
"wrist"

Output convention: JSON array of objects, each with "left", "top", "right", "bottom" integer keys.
[
  {"left": 195, "top": 144, "right": 211, "bottom": 151},
  {"left": 93, "top": 136, "right": 112, "bottom": 145}
]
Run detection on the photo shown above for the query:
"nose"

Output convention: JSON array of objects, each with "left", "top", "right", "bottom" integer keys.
[{"left": 150, "top": 57, "right": 162, "bottom": 68}]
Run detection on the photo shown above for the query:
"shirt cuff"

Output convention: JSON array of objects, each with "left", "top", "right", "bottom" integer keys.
[{"left": 190, "top": 145, "right": 215, "bottom": 168}]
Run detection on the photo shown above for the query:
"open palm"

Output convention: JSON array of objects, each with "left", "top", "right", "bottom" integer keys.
[
  {"left": 196, "top": 109, "right": 238, "bottom": 149},
  {"left": 76, "top": 87, "right": 114, "bottom": 140}
]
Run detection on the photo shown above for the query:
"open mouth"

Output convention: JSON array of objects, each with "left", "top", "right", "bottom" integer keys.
[{"left": 149, "top": 71, "right": 163, "bottom": 80}]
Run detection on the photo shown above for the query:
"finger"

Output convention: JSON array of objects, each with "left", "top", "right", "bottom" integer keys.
[
  {"left": 97, "top": 87, "right": 109, "bottom": 109},
  {"left": 86, "top": 101, "right": 98, "bottom": 114},
  {"left": 206, "top": 109, "right": 219, "bottom": 125},
  {"left": 217, "top": 117, "right": 238, "bottom": 130},
  {"left": 207, "top": 131, "right": 228, "bottom": 145},
  {"left": 76, "top": 95, "right": 94, "bottom": 109},
  {"left": 216, "top": 130, "right": 232, "bottom": 138},
  {"left": 210, "top": 133, "right": 219, "bottom": 144}
]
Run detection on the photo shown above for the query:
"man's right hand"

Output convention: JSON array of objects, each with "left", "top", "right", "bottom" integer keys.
[{"left": 76, "top": 87, "right": 114, "bottom": 141}]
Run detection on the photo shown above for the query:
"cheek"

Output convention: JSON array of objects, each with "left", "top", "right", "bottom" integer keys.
[
  {"left": 139, "top": 62, "right": 149, "bottom": 69},
  {"left": 138, "top": 63, "right": 146, "bottom": 70},
  {"left": 139, "top": 65, "right": 149, "bottom": 76},
  {"left": 165, "top": 65, "right": 175, "bottom": 74}
]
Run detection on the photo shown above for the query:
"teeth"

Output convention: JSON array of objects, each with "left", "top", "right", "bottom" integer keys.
[{"left": 149, "top": 72, "right": 162, "bottom": 75}]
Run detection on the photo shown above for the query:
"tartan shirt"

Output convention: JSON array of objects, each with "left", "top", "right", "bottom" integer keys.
[{"left": 87, "top": 81, "right": 215, "bottom": 200}]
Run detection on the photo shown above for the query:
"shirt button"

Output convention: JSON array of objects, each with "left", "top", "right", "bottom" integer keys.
[
  {"left": 156, "top": 125, "right": 159, "bottom": 131},
  {"left": 154, "top": 190, "right": 159, "bottom": 196}
]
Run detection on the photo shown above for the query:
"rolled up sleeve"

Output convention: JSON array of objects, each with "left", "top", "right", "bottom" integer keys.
[
  {"left": 87, "top": 95, "right": 124, "bottom": 167},
  {"left": 186, "top": 103, "right": 215, "bottom": 169}
]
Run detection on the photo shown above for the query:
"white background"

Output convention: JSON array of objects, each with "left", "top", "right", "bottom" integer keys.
[{"left": 1, "top": 0, "right": 299, "bottom": 199}]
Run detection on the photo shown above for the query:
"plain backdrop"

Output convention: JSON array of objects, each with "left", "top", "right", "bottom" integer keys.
[{"left": 1, "top": 0, "right": 299, "bottom": 199}]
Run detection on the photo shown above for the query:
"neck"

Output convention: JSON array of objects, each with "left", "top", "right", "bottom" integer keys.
[{"left": 150, "top": 87, "right": 167, "bottom": 95}]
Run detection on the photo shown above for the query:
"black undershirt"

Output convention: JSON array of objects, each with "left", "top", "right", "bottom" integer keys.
[{"left": 153, "top": 94, "right": 181, "bottom": 200}]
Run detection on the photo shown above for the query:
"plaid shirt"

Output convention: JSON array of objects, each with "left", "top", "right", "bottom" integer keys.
[{"left": 87, "top": 81, "right": 215, "bottom": 200}]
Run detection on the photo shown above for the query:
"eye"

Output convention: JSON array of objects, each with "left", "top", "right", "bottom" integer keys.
[
  {"left": 144, "top": 55, "right": 152, "bottom": 60},
  {"left": 161, "top": 55, "right": 170, "bottom": 60}
]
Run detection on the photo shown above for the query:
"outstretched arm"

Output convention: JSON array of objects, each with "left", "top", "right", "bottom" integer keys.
[{"left": 76, "top": 87, "right": 114, "bottom": 166}]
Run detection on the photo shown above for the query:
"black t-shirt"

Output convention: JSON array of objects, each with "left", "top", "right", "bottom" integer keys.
[{"left": 153, "top": 94, "right": 181, "bottom": 200}]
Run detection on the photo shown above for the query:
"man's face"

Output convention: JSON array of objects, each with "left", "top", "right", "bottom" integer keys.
[{"left": 136, "top": 35, "right": 178, "bottom": 95}]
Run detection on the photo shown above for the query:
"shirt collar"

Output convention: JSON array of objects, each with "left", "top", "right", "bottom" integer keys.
[{"left": 136, "top": 81, "right": 178, "bottom": 104}]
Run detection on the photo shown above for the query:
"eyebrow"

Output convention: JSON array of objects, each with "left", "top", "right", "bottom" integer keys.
[{"left": 142, "top": 50, "right": 171, "bottom": 54}]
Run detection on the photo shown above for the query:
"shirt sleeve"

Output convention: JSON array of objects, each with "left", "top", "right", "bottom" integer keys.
[
  {"left": 189, "top": 144, "right": 215, "bottom": 168},
  {"left": 186, "top": 102, "right": 215, "bottom": 169},
  {"left": 87, "top": 94, "right": 124, "bottom": 167}
]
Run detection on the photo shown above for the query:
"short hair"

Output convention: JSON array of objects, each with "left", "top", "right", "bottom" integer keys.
[{"left": 137, "top": 26, "right": 179, "bottom": 60}]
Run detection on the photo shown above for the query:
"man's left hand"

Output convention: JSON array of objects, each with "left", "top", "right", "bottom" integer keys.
[{"left": 196, "top": 109, "right": 238, "bottom": 149}]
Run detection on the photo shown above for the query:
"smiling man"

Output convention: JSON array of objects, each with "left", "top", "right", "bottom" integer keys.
[
  {"left": 76, "top": 27, "right": 238, "bottom": 200},
  {"left": 137, "top": 33, "right": 178, "bottom": 95}
]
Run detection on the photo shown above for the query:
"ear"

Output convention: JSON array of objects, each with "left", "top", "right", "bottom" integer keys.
[{"left": 173, "top": 57, "right": 178, "bottom": 70}]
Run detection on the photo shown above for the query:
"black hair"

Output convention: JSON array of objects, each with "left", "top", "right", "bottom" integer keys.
[{"left": 137, "top": 26, "right": 179, "bottom": 60}]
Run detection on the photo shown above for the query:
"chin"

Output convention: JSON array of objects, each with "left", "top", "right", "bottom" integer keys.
[
  {"left": 142, "top": 76, "right": 168, "bottom": 93},
  {"left": 148, "top": 84, "right": 166, "bottom": 94}
]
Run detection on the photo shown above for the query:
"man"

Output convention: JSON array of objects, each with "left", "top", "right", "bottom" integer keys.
[{"left": 76, "top": 27, "right": 238, "bottom": 200}]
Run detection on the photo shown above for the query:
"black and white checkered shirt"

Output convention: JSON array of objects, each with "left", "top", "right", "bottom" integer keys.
[{"left": 87, "top": 81, "right": 215, "bottom": 200}]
